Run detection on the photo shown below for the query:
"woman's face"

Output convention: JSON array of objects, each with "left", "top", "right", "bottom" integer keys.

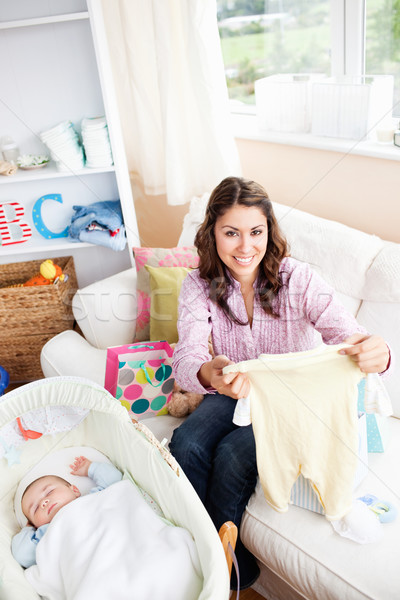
[{"left": 214, "top": 204, "right": 268, "bottom": 285}]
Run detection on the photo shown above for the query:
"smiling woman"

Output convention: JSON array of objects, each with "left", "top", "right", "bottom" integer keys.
[
  {"left": 194, "top": 177, "right": 288, "bottom": 326},
  {"left": 214, "top": 205, "right": 268, "bottom": 290},
  {"left": 169, "top": 175, "right": 390, "bottom": 591}
]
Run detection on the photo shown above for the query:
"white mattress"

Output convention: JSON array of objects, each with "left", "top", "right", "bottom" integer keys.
[{"left": 241, "top": 417, "right": 400, "bottom": 600}]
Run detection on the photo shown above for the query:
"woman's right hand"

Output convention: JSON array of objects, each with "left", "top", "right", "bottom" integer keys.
[{"left": 198, "top": 355, "right": 250, "bottom": 400}]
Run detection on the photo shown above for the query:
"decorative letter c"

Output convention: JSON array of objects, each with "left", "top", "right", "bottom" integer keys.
[{"left": 32, "top": 194, "right": 69, "bottom": 239}]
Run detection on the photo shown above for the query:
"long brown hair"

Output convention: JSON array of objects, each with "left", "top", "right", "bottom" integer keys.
[{"left": 194, "top": 177, "right": 288, "bottom": 323}]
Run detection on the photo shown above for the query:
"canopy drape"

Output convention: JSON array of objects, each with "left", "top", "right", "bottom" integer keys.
[{"left": 101, "top": 0, "right": 241, "bottom": 206}]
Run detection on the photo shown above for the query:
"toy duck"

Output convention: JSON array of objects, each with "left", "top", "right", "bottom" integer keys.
[
  {"left": 23, "top": 260, "right": 67, "bottom": 286},
  {"left": 6, "top": 260, "right": 68, "bottom": 288}
]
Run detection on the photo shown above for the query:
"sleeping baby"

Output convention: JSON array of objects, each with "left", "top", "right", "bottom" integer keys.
[
  {"left": 12, "top": 456, "right": 122, "bottom": 568},
  {"left": 12, "top": 449, "right": 203, "bottom": 600}
]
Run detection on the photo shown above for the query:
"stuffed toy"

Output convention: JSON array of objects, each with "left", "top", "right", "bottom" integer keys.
[
  {"left": 8, "top": 260, "right": 67, "bottom": 288},
  {"left": 167, "top": 339, "right": 214, "bottom": 418},
  {"left": 23, "top": 259, "right": 66, "bottom": 286},
  {"left": 167, "top": 381, "right": 204, "bottom": 418}
]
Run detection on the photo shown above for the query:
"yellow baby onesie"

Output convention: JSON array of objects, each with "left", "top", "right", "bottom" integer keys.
[{"left": 224, "top": 344, "right": 364, "bottom": 520}]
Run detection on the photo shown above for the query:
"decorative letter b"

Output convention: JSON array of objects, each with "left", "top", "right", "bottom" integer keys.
[{"left": 0, "top": 202, "right": 32, "bottom": 247}]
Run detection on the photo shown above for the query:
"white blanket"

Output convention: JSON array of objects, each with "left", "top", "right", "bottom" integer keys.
[{"left": 25, "top": 480, "right": 203, "bottom": 600}]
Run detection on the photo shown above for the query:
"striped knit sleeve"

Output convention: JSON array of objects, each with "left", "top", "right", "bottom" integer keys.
[{"left": 173, "top": 271, "right": 213, "bottom": 394}]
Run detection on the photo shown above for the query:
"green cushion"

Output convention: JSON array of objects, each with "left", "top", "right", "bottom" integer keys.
[{"left": 144, "top": 265, "right": 192, "bottom": 343}]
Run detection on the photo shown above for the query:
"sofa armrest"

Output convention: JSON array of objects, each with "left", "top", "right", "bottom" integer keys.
[
  {"left": 72, "top": 267, "right": 137, "bottom": 349},
  {"left": 41, "top": 330, "right": 107, "bottom": 384}
]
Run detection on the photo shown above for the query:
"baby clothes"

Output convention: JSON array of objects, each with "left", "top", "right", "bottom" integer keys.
[
  {"left": 233, "top": 372, "right": 393, "bottom": 427},
  {"left": 12, "top": 461, "right": 122, "bottom": 568},
  {"left": 68, "top": 200, "right": 126, "bottom": 250},
  {"left": 224, "top": 344, "right": 364, "bottom": 520},
  {"left": 363, "top": 373, "right": 393, "bottom": 416}
]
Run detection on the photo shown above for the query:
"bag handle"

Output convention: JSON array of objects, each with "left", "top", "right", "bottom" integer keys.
[
  {"left": 140, "top": 359, "right": 167, "bottom": 387},
  {"left": 128, "top": 344, "right": 155, "bottom": 350}
]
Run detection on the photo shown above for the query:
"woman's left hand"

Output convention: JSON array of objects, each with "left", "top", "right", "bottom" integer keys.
[{"left": 340, "top": 334, "right": 390, "bottom": 373}]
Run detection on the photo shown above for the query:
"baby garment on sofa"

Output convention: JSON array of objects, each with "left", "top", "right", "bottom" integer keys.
[{"left": 225, "top": 344, "right": 364, "bottom": 520}]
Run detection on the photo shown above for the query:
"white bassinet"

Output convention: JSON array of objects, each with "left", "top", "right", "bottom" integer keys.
[{"left": 0, "top": 377, "right": 230, "bottom": 599}]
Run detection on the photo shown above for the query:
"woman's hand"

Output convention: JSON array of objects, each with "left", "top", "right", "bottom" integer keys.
[
  {"left": 198, "top": 355, "right": 250, "bottom": 399},
  {"left": 340, "top": 334, "right": 390, "bottom": 373}
]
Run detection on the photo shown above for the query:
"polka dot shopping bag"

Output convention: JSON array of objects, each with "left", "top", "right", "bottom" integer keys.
[{"left": 104, "top": 341, "right": 174, "bottom": 419}]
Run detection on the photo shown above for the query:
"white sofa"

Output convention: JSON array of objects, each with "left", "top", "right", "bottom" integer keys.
[{"left": 41, "top": 199, "right": 400, "bottom": 600}]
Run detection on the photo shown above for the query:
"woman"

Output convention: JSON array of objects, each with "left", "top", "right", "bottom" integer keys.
[{"left": 170, "top": 177, "right": 390, "bottom": 590}]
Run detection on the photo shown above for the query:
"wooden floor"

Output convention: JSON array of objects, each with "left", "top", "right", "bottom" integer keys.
[{"left": 238, "top": 588, "right": 264, "bottom": 599}]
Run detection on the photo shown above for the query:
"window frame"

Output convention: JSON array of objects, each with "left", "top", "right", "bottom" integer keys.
[
  {"left": 332, "top": 0, "right": 365, "bottom": 76},
  {"left": 227, "top": 0, "right": 400, "bottom": 161}
]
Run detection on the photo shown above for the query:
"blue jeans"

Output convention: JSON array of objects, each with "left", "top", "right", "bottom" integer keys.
[{"left": 169, "top": 393, "right": 260, "bottom": 589}]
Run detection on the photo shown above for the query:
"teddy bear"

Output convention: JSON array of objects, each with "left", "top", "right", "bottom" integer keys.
[
  {"left": 167, "top": 339, "right": 214, "bottom": 418},
  {"left": 167, "top": 382, "right": 204, "bottom": 418}
]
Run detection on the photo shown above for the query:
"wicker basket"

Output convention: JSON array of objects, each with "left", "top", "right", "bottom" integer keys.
[{"left": 0, "top": 257, "right": 78, "bottom": 383}]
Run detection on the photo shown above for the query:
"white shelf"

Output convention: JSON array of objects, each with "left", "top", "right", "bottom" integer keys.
[
  {"left": 0, "top": 238, "right": 93, "bottom": 257},
  {"left": 0, "top": 12, "right": 89, "bottom": 30},
  {"left": 0, "top": 163, "right": 116, "bottom": 185},
  {"left": 0, "top": 0, "right": 139, "bottom": 287}
]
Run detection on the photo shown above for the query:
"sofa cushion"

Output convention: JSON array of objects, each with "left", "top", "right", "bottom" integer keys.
[
  {"left": 140, "top": 414, "right": 185, "bottom": 444},
  {"left": 41, "top": 330, "right": 107, "bottom": 385},
  {"left": 72, "top": 268, "right": 137, "bottom": 349},
  {"left": 362, "top": 242, "right": 400, "bottom": 302},
  {"left": 178, "top": 193, "right": 210, "bottom": 247},
  {"left": 271, "top": 202, "right": 385, "bottom": 299},
  {"left": 145, "top": 265, "right": 193, "bottom": 343},
  {"left": 334, "top": 291, "right": 362, "bottom": 317},
  {"left": 133, "top": 247, "right": 199, "bottom": 342}
]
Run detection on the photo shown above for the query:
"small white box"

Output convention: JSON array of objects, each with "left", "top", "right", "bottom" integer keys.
[
  {"left": 311, "top": 75, "right": 394, "bottom": 140},
  {"left": 255, "top": 74, "right": 325, "bottom": 133}
]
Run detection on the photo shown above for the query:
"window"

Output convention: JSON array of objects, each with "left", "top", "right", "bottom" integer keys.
[
  {"left": 217, "top": 1, "right": 331, "bottom": 107},
  {"left": 217, "top": 0, "right": 400, "bottom": 118},
  {"left": 366, "top": 0, "right": 400, "bottom": 117}
]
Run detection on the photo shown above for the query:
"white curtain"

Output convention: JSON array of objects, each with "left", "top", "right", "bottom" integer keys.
[{"left": 101, "top": 0, "right": 241, "bottom": 206}]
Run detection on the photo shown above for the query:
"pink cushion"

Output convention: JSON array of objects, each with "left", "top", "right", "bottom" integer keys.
[{"left": 133, "top": 246, "right": 199, "bottom": 341}]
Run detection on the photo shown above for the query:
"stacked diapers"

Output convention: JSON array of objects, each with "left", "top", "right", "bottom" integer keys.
[
  {"left": 40, "top": 121, "right": 85, "bottom": 172},
  {"left": 81, "top": 117, "right": 113, "bottom": 168}
]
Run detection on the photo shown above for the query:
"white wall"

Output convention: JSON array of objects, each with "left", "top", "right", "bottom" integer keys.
[
  {"left": 132, "top": 139, "right": 400, "bottom": 247},
  {"left": 237, "top": 139, "right": 400, "bottom": 244}
]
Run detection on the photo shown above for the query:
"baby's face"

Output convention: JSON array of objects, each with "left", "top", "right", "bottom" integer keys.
[{"left": 22, "top": 476, "right": 80, "bottom": 528}]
